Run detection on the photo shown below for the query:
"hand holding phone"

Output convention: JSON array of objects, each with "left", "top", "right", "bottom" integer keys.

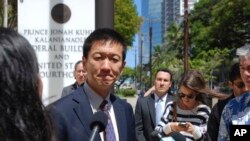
[{"left": 178, "top": 122, "right": 187, "bottom": 128}]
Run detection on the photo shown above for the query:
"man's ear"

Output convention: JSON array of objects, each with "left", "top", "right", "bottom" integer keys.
[
  {"left": 169, "top": 81, "right": 173, "bottom": 87},
  {"left": 73, "top": 70, "right": 76, "bottom": 79},
  {"left": 82, "top": 56, "right": 87, "bottom": 71},
  {"left": 122, "top": 61, "right": 126, "bottom": 69},
  {"left": 116, "top": 61, "right": 126, "bottom": 80},
  {"left": 120, "top": 61, "right": 126, "bottom": 74}
]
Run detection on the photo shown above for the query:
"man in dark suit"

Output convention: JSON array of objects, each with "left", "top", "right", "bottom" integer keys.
[
  {"left": 47, "top": 28, "right": 135, "bottom": 141},
  {"left": 135, "top": 68, "right": 174, "bottom": 141},
  {"left": 61, "top": 60, "right": 87, "bottom": 97}
]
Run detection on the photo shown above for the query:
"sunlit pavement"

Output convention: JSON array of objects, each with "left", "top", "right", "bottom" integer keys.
[{"left": 123, "top": 95, "right": 139, "bottom": 112}]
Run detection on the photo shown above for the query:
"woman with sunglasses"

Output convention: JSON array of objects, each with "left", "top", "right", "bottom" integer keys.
[{"left": 154, "top": 70, "right": 227, "bottom": 141}]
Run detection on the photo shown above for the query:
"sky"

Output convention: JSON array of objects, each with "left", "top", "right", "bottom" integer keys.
[{"left": 125, "top": 0, "right": 141, "bottom": 68}]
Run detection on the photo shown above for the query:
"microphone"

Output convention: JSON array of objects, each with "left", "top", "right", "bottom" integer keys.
[{"left": 89, "top": 111, "right": 108, "bottom": 141}]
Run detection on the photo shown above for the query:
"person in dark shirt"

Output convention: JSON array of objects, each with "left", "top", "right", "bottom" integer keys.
[
  {"left": 207, "top": 62, "right": 248, "bottom": 141},
  {"left": 61, "top": 60, "right": 87, "bottom": 97}
]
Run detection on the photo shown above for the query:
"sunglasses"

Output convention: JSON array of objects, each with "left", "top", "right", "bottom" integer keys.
[{"left": 179, "top": 93, "right": 196, "bottom": 99}]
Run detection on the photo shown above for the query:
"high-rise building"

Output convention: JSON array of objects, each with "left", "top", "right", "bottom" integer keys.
[
  {"left": 139, "top": 0, "right": 199, "bottom": 65},
  {"left": 140, "top": 0, "right": 163, "bottom": 65},
  {"left": 163, "top": 0, "right": 199, "bottom": 30}
]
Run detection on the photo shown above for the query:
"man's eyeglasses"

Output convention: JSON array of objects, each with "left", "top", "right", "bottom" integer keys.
[
  {"left": 234, "top": 82, "right": 245, "bottom": 89},
  {"left": 179, "top": 93, "right": 196, "bottom": 99}
]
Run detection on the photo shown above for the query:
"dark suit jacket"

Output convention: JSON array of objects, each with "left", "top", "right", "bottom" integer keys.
[
  {"left": 47, "top": 86, "right": 135, "bottom": 141},
  {"left": 207, "top": 94, "right": 234, "bottom": 141},
  {"left": 61, "top": 82, "right": 80, "bottom": 97},
  {"left": 135, "top": 93, "right": 174, "bottom": 141}
]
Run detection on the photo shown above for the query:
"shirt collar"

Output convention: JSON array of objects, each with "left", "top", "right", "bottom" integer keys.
[
  {"left": 84, "top": 82, "right": 111, "bottom": 111},
  {"left": 154, "top": 93, "right": 168, "bottom": 102}
]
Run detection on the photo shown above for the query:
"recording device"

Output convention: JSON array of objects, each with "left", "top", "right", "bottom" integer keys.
[
  {"left": 178, "top": 122, "right": 187, "bottom": 128},
  {"left": 89, "top": 111, "right": 108, "bottom": 141}
]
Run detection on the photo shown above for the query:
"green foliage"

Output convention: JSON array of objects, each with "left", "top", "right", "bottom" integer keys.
[
  {"left": 117, "top": 88, "right": 136, "bottom": 97},
  {"left": 190, "top": 0, "right": 250, "bottom": 56},
  {"left": 115, "top": 66, "right": 135, "bottom": 89},
  {"left": 190, "top": 0, "right": 217, "bottom": 26},
  {"left": 138, "top": 0, "right": 250, "bottom": 89},
  {"left": 151, "top": 23, "right": 184, "bottom": 81},
  {"left": 151, "top": 0, "right": 235, "bottom": 86},
  {"left": 209, "top": 0, "right": 250, "bottom": 49},
  {"left": 190, "top": 48, "right": 230, "bottom": 80},
  {"left": 115, "top": 0, "right": 142, "bottom": 46},
  {"left": 152, "top": 45, "right": 183, "bottom": 81},
  {"left": 165, "top": 22, "right": 183, "bottom": 49},
  {"left": 183, "top": 0, "right": 250, "bottom": 84},
  {"left": 122, "top": 66, "right": 135, "bottom": 75},
  {"left": 190, "top": 0, "right": 216, "bottom": 53},
  {"left": 0, "top": 0, "right": 17, "bottom": 28}
]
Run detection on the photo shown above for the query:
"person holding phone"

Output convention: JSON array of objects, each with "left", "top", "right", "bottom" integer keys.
[{"left": 154, "top": 70, "right": 227, "bottom": 141}]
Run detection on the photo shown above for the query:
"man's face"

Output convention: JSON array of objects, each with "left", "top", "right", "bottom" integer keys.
[
  {"left": 229, "top": 77, "right": 247, "bottom": 97},
  {"left": 240, "top": 56, "right": 250, "bottom": 90},
  {"left": 75, "top": 63, "right": 87, "bottom": 85},
  {"left": 82, "top": 40, "right": 125, "bottom": 95},
  {"left": 154, "top": 71, "right": 172, "bottom": 96}
]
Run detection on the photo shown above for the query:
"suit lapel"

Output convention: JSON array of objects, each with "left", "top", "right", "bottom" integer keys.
[
  {"left": 148, "top": 94, "right": 156, "bottom": 126},
  {"left": 165, "top": 94, "right": 174, "bottom": 105},
  {"left": 72, "top": 87, "right": 101, "bottom": 141},
  {"left": 72, "top": 82, "right": 78, "bottom": 90},
  {"left": 110, "top": 95, "right": 126, "bottom": 141},
  {"left": 148, "top": 93, "right": 173, "bottom": 126}
]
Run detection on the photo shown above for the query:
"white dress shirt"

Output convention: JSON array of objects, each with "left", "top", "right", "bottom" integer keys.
[{"left": 84, "top": 83, "right": 119, "bottom": 141}]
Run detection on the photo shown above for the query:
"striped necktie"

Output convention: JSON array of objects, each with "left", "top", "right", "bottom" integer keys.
[{"left": 99, "top": 100, "right": 116, "bottom": 141}]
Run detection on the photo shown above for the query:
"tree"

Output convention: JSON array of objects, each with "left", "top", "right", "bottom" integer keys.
[
  {"left": 114, "top": 0, "right": 142, "bottom": 46},
  {"left": 209, "top": 0, "right": 250, "bottom": 50},
  {"left": 189, "top": 0, "right": 218, "bottom": 54},
  {"left": 0, "top": 0, "right": 17, "bottom": 28},
  {"left": 187, "top": 0, "right": 245, "bottom": 84},
  {"left": 152, "top": 22, "right": 184, "bottom": 81},
  {"left": 190, "top": 48, "right": 230, "bottom": 80},
  {"left": 115, "top": 66, "right": 135, "bottom": 90},
  {"left": 150, "top": 0, "right": 232, "bottom": 85},
  {"left": 190, "top": 0, "right": 250, "bottom": 56}
]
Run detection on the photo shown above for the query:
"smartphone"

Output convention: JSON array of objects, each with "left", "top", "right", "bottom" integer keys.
[{"left": 178, "top": 122, "right": 187, "bottom": 128}]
